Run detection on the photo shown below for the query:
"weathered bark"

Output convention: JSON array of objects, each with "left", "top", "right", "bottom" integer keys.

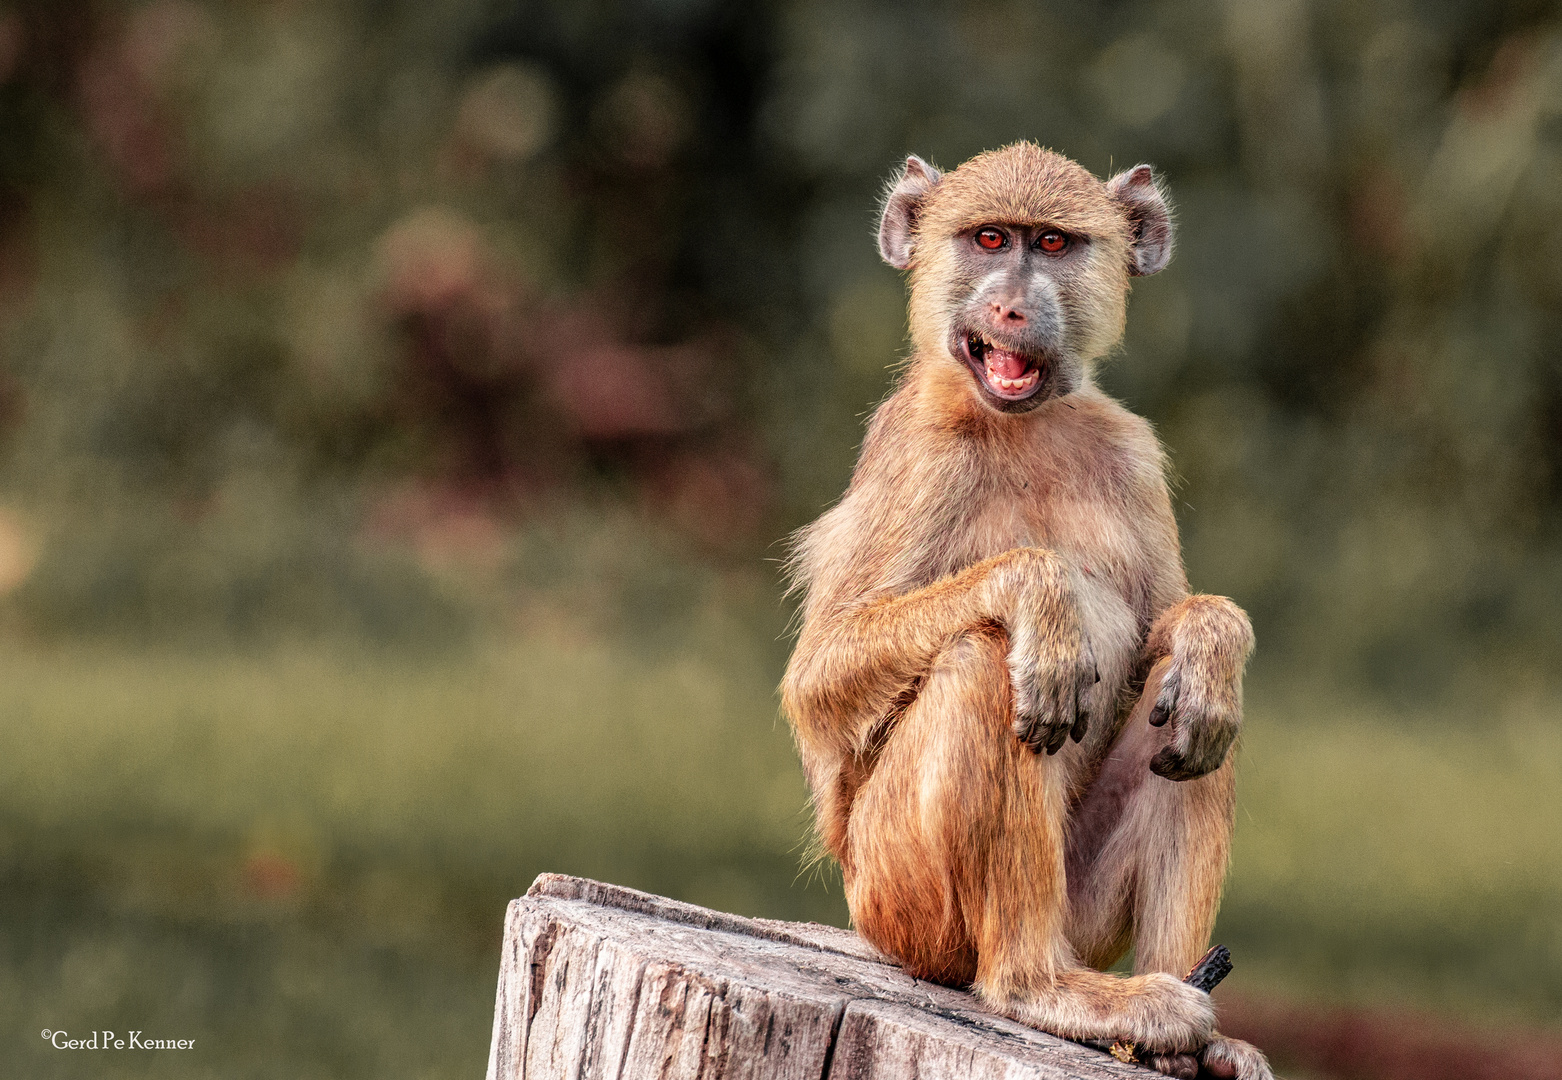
[{"left": 487, "top": 874, "right": 1149, "bottom": 1080}]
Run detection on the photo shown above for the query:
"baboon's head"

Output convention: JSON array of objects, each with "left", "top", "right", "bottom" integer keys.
[{"left": 879, "top": 143, "right": 1172, "bottom": 415}]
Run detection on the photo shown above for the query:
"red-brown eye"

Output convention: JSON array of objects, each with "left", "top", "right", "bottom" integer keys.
[
  {"left": 1038, "top": 231, "right": 1068, "bottom": 253},
  {"left": 976, "top": 227, "right": 1005, "bottom": 250}
]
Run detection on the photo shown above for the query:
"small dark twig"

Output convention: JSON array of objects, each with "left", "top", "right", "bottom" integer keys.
[{"left": 1183, "top": 945, "right": 1233, "bottom": 994}]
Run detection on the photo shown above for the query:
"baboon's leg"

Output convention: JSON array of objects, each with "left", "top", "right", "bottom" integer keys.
[
  {"left": 1064, "top": 659, "right": 1236, "bottom": 979},
  {"left": 844, "top": 626, "right": 1065, "bottom": 985},
  {"left": 845, "top": 632, "right": 1214, "bottom": 1052}
]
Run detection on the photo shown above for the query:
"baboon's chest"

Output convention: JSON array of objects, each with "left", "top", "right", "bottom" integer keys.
[
  {"left": 939, "top": 476, "right": 1148, "bottom": 600},
  {"left": 922, "top": 462, "right": 1153, "bottom": 699}
]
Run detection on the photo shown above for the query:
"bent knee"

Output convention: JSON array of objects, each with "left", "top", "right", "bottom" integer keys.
[
  {"left": 849, "top": 870, "right": 978, "bottom": 985},
  {"left": 921, "top": 627, "right": 1015, "bottom": 735},
  {"left": 931, "top": 624, "right": 1010, "bottom": 682}
]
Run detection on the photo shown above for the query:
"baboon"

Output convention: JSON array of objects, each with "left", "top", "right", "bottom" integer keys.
[{"left": 782, "top": 144, "right": 1272, "bottom": 1080}]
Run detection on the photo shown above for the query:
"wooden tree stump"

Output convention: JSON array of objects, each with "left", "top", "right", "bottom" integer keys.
[{"left": 486, "top": 873, "right": 1150, "bottom": 1079}]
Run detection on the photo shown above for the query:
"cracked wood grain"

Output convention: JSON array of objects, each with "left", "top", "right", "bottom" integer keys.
[{"left": 486, "top": 874, "right": 1147, "bottom": 1080}]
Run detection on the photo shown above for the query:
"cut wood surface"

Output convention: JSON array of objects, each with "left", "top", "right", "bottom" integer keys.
[{"left": 486, "top": 873, "right": 1151, "bottom": 1080}]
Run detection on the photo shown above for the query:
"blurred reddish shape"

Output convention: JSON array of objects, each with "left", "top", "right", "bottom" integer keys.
[
  {"left": 0, "top": 11, "right": 24, "bottom": 85},
  {"left": 0, "top": 184, "right": 36, "bottom": 312},
  {"left": 71, "top": 7, "right": 296, "bottom": 275},
  {"left": 121, "top": 0, "right": 213, "bottom": 90},
  {"left": 378, "top": 207, "right": 529, "bottom": 387},
  {"left": 542, "top": 338, "right": 686, "bottom": 440},
  {"left": 367, "top": 481, "right": 510, "bottom": 575},
  {"left": 173, "top": 185, "right": 302, "bottom": 275},
  {"left": 372, "top": 209, "right": 763, "bottom": 543},
  {"left": 1462, "top": 34, "right": 1539, "bottom": 120},
  {"left": 593, "top": 68, "right": 692, "bottom": 173},
  {"left": 1220, "top": 993, "right": 1562, "bottom": 1080},
  {"left": 242, "top": 851, "right": 300, "bottom": 900},
  {"left": 1350, "top": 166, "right": 1409, "bottom": 265},
  {"left": 75, "top": 38, "right": 175, "bottom": 198},
  {"left": 378, "top": 208, "right": 492, "bottom": 317},
  {"left": 641, "top": 448, "right": 770, "bottom": 549},
  {"left": 527, "top": 305, "right": 725, "bottom": 441}
]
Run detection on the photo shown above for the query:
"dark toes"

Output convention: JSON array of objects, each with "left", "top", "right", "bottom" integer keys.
[
  {"left": 1202, "top": 1056, "right": 1239, "bottom": 1079},
  {"left": 1149, "top": 1053, "right": 1199, "bottom": 1079},
  {"left": 1069, "top": 709, "right": 1088, "bottom": 743},
  {"left": 1148, "top": 703, "right": 1170, "bottom": 727}
]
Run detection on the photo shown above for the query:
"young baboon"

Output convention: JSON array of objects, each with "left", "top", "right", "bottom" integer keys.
[{"left": 782, "top": 144, "right": 1272, "bottom": 1080}]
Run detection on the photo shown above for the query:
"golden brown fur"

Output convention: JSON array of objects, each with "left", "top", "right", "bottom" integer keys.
[{"left": 782, "top": 144, "right": 1271, "bottom": 1077}]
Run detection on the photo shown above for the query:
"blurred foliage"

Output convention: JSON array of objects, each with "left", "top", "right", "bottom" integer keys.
[
  {"left": 0, "top": 0, "right": 1559, "bottom": 1077},
  {"left": 0, "top": 0, "right": 1552, "bottom": 691}
]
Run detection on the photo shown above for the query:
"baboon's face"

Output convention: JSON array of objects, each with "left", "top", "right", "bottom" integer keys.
[
  {"left": 944, "top": 221, "right": 1091, "bottom": 413},
  {"left": 878, "top": 145, "right": 1173, "bottom": 417}
]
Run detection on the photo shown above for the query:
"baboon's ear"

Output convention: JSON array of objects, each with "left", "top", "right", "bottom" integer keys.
[
  {"left": 1108, "top": 164, "right": 1174, "bottom": 276},
  {"left": 878, "top": 155, "right": 942, "bottom": 270}
]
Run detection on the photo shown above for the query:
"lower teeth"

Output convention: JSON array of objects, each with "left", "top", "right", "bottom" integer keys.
[
  {"left": 988, "top": 369, "right": 1034, "bottom": 391},
  {"left": 970, "top": 338, "right": 1038, "bottom": 393}
]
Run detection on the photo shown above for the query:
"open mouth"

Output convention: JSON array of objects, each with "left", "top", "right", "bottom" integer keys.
[{"left": 960, "top": 331, "right": 1047, "bottom": 402}]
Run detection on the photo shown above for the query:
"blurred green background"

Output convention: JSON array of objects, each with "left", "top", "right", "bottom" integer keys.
[{"left": 0, "top": 1, "right": 1558, "bottom": 1077}]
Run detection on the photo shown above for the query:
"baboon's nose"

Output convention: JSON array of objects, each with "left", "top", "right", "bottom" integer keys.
[{"left": 988, "top": 299, "right": 1027, "bottom": 325}]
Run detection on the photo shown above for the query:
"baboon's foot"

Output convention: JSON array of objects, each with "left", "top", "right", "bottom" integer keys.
[
  {"left": 1197, "top": 1033, "right": 1275, "bottom": 1079},
  {"left": 987, "top": 970, "right": 1215, "bottom": 1056},
  {"left": 1148, "top": 1034, "right": 1275, "bottom": 1079},
  {"left": 1146, "top": 1052, "right": 1199, "bottom": 1079}
]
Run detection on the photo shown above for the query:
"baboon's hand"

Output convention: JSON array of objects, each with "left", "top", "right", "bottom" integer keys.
[
  {"left": 1147, "top": 599, "right": 1252, "bottom": 781},
  {"left": 1146, "top": 664, "right": 1238, "bottom": 780},
  {"left": 1011, "top": 628, "right": 1097, "bottom": 755},
  {"left": 992, "top": 550, "right": 1098, "bottom": 755}
]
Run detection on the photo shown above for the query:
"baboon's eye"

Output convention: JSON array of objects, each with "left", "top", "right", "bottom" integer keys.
[
  {"left": 1037, "top": 231, "right": 1068, "bottom": 254},
  {"left": 975, "top": 227, "right": 1006, "bottom": 250}
]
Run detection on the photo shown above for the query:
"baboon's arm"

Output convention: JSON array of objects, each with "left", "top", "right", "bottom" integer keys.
[{"left": 783, "top": 545, "right": 1080, "bottom": 758}]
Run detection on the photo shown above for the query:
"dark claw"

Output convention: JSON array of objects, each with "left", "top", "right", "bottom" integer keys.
[
  {"left": 1045, "top": 721, "right": 1069, "bottom": 754},
  {"left": 1150, "top": 746, "right": 1197, "bottom": 782},
  {"left": 1071, "top": 679, "right": 1090, "bottom": 743},
  {"left": 1091, "top": 666, "right": 1101, "bottom": 684},
  {"left": 1147, "top": 703, "right": 1170, "bottom": 727},
  {"left": 1044, "top": 700, "right": 1071, "bottom": 751}
]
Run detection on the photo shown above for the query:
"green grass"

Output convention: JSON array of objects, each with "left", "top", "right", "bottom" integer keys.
[
  {"left": 0, "top": 632, "right": 1557, "bottom": 1078},
  {"left": 0, "top": 622, "right": 839, "bottom": 1079},
  {"left": 1221, "top": 688, "right": 1562, "bottom": 1029}
]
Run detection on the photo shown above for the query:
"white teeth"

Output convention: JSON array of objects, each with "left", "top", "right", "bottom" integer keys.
[
  {"left": 970, "top": 333, "right": 1039, "bottom": 394},
  {"left": 986, "top": 368, "right": 1039, "bottom": 393}
]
